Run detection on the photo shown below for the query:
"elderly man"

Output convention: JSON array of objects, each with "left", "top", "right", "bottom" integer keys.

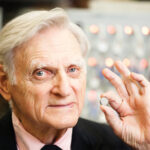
[{"left": 0, "top": 8, "right": 149, "bottom": 150}]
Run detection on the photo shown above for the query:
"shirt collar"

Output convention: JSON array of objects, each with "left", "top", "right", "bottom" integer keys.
[{"left": 12, "top": 112, "right": 72, "bottom": 150}]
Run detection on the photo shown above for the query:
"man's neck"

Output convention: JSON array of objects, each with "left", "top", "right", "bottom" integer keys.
[{"left": 13, "top": 111, "right": 67, "bottom": 144}]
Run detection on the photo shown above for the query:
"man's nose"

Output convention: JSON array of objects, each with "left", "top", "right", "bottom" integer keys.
[{"left": 51, "top": 71, "right": 71, "bottom": 97}]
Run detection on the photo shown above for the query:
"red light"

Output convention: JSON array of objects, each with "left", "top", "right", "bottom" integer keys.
[
  {"left": 124, "top": 26, "right": 134, "bottom": 35},
  {"left": 89, "top": 24, "right": 99, "bottom": 34},
  {"left": 87, "top": 90, "right": 97, "bottom": 102},
  {"left": 88, "top": 57, "right": 97, "bottom": 67},
  {"left": 107, "top": 25, "right": 116, "bottom": 35},
  {"left": 140, "top": 59, "right": 148, "bottom": 69}
]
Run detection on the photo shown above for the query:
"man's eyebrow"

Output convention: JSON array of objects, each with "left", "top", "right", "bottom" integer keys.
[
  {"left": 29, "top": 58, "right": 86, "bottom": 71},
  {"left": 29, "top": 60, "right": 52, "bottom": 71},
  {"left": 68, "top": 59, "right": 86, "bottom": 68}
]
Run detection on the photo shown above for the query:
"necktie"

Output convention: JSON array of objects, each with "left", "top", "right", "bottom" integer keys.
[{"left": 41, "top": 144, "right": 62, "bottom": 150}]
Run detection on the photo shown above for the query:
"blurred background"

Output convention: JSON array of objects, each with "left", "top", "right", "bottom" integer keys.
[{"left": 0, "top": 0, "right": 150, "bottom": 123}]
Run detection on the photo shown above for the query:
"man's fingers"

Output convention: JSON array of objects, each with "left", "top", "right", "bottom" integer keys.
[
  {"left": 101, "top": 91, "right": 122, "bottom": 111},
  {"left": 124, "top": 78, "right": 140, "bottom": 98},
  {"left": 130, "top": 72, "right": 150, "bottom": 95},
  {"left": 115, "top": 60, "right": 130, "bottom": 77},
  {"left": 131, "top": 72, "right": 150, "bottom": 87},
  {"left": 115, "top": 61, "right": 140, "bottom": 97},
  {"left": 102, "top": 68, "right": 129, "bottom": 100},
  {"left": 100, "top": 105, "right": 122, "bottom": 136},
  {"left": 101, "top": 92, "right": 134, "bottom": 116}
]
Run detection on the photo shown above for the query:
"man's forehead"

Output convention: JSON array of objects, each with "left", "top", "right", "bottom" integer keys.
[{"left": 15, "top": 27, "right": 82, "bottom": 57}]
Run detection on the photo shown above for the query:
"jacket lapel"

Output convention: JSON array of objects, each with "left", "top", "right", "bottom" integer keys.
[
  {"left": 0, "top": 111, "right": 17, "bottom": 150},
  {"left": 71, "top": 118, "right": 94, "bottom": 150}
]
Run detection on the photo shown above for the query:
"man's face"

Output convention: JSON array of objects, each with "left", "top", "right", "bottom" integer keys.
[{"left": 8, "top": 27, "right": 86, "bottom": 130}]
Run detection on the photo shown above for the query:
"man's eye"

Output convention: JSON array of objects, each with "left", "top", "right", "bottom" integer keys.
[
  {"left": 36, "top": 71, "right": 44, "bottom": 76},
  {"left": 33, "top": 69, "right": 52, "bottom": 80},
  {"left": 69, "top": 68, "right": 76, "bottom": 72},
  {"left": 68, "top": 67, "right": 80, "bottom": 78}
]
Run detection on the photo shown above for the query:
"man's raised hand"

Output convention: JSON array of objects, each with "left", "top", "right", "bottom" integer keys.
[{"left": 101, "top": 61, "right": 150, "bottom": 150}]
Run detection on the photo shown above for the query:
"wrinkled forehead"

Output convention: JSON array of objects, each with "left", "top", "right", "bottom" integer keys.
[
  {"left": 15, "top": 27, "right": 81, "bottom": 54},
  {"left": 13, "top": 27, "right": 86, "bottom": 70}
]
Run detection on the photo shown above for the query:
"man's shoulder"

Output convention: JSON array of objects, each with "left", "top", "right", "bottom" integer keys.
[
  {"left": 75, "top": 118, "right": 120, "bottom": 144},
  {"left": 0, "top": 111, "right": 13, "bottom": 136},
  {"left": 77, "top": 117, "right": 112, "bottom": 134},
  {"left": 0, "top": 111, "right": 17, "bottom": 150},
  {"left": 0, "top": 111, "right": 11, "bottom": 132},
  {"left": 72, "top": 118, "right": 132, "bottom": 150}
]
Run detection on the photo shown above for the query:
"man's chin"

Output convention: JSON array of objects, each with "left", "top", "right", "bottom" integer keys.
[
  {"left": 53, "top": 116, "right": 79, "bottom": 129},
  {"left": 44, "top": 107, "right": 81, "bottom": 129},
  {"left": 43, "top": 113, "right": 78, "bottom": 130}
]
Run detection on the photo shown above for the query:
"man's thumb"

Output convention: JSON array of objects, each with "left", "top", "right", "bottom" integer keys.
[{"left": 100, "top": 105, "right": 123, "bottom": 137}]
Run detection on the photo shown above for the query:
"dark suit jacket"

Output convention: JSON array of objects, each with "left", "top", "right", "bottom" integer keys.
[{"left": 0, "top": 112, "right": 132, "bottom": 150}]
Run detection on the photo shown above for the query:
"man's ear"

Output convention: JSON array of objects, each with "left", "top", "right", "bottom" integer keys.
[{"left": 0, "top": 64, "right": 11, "bottom": 101}]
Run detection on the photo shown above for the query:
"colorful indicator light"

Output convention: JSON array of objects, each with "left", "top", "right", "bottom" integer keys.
[
  {"left": 87, "top": 90, "right": 97, "bottom": 102},
  {"left": 89, "top": 24, "right": 99, "bottom": 34},
  {"left": 107, "top": 25, "right": 116, "bottom": 35},
  {"left": 105, "top": 58, "right": 114, "bottom": 68},
  {"left": 123, "top": 58, "right": 131, "bottom": 67},
  {"left": 124, "top": 26, "right": 134, "bottom": 35},
  {"left": 88, "top": 57, "right": 97, "bottom": 67},
  {"left": 141, "top": 26, "right": 150, "bottom": 36},
  {"left": 140, "top": 59, "right": 148, "bottom": 69}
]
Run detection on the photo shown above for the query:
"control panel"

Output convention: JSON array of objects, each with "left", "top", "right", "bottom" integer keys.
[{"left": 68, "top": 7, "right": 150, "bottom": 122}]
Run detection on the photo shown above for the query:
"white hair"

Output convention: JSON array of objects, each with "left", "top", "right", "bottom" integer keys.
[{"left": 0, "top": 8, "right": 90, "bottom": 84}]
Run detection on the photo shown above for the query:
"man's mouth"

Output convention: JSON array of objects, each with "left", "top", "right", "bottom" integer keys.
[{"left": 48, "top": 102, "right": 75, "bottom": 108}]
